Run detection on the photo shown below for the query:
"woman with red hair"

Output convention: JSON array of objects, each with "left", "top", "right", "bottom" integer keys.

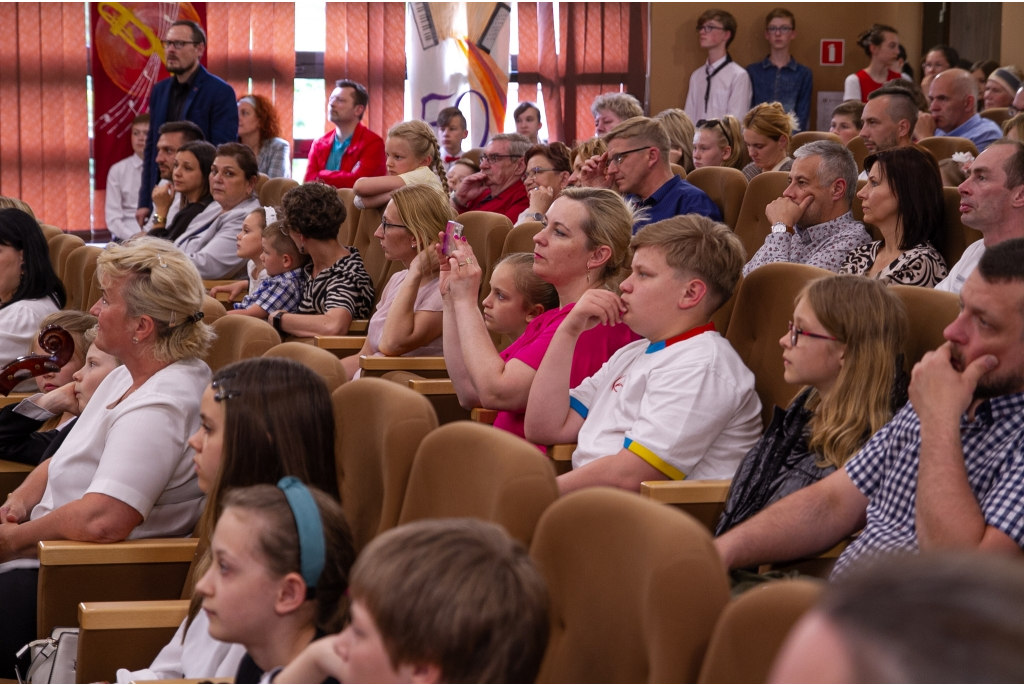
[{"left": 237, "top": 93, "right": 291, "bottom": 178}]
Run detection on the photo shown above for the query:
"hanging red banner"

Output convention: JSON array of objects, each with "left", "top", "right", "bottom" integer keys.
[{"left": 91, "top": 2, "right": 207, "bottom": 193}]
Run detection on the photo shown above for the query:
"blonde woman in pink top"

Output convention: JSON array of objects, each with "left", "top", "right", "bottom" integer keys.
[
  {"left": 341, "top": 184, "right": 452, "bottom": 380},
  {"left": 441, "top": 187, "right": 639, "bottom": 445}
]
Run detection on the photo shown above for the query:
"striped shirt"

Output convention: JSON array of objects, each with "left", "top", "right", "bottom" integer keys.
[
  {"left": 832, "top": 391, "right": 1024, "bottom": 578},
  {"left": 298, "top": 248, "right": 374, "bottom": 319}
]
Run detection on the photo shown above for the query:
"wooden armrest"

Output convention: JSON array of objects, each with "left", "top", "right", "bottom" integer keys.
[
  {"left": 359, "top": 356, "right": 448, "bottom": 378},
  {"left": 348, "top": 319, "right": 368, "bottom": 333},
  {"left": 38, "top": 538, "right": 199, "bottom": 566},
  {"left": 0, "top": 393, "right": 32, "bottom": 408},
  {"left": 471, "top": 407, "right": 498, "bottom": 424},
  {"left": 640, "top": 479, "right": 732, "bottom": 504},
  {"left": 407, "top": 379, "right": 455, "bottom": 395},
  {"left": 313, "top": 336, "right": 367, "bottom": 350},
  {"left": 548, "top": 444, "right": 575, "bottom": 461},
  {"left": 79, "top": 599, "right": 190, "bottom": 630}
]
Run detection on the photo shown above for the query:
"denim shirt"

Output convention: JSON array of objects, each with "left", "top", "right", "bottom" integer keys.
[
  {"left": 746, "top": 57, "right": 813, "bottom": 133},
  {"left": 936, "top": 113, "right": 1004, "bottom": 153}
]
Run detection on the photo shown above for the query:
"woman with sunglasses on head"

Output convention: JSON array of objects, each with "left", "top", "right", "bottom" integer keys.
[
  {"left": 516, "top": 142, "right": 572, "bottom": 227},
  {"left": 692, "top": 116, "right": 745, "bottom": 170},
  {"left": 715, "top": 275, "right": 909, "bottom": 539}
]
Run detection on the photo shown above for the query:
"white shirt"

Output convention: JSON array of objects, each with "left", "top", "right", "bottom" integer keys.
[
  {"left": 116, "top": 611, "right": 245, "bottom": 683},
  {"left": 843, "top": 74, "right": 864, "bottom": 103},
  {"left": 247, "top": 260, "right": 267, "bottom": 295},
  {"left": 935, "top": 239, "right": 985, "bottom": 294},
  {"left": 30, "top": 358, "right": 210, "bottom": 537},
  {"left": 568, "top": 328, "right": 762, "bottom": 480},
  {"left": 684, "top": 56, "right": 753, "bottom": 122},
  {"left": 0, "top": 297, "right": 61, "bottom": 392},
  {"left": 105, "top": 154, "right": 145, "bottom": 241}
]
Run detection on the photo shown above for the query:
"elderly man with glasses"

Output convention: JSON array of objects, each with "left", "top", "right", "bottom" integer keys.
[
  {"left": 577, "top": 117, "right": 720, "bottom": 233},
  {"left": 452, "top": 133, "right": 531, "bottom": 223},
  {"left": 137, "top": 20, "right": 238, "bottom": 227}
]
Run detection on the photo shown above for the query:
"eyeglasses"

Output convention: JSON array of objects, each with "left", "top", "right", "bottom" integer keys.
[
  {"left": 766, "top": 25, "right": 794, "bottom": 35},
  {"left": 696, "top": 119, "right": 733, "bottom": 148},
  {"left": 1010, "top": 106, "right": 1020, "bottom": 117},
  {"left": 380, "top": 218, "right": 408, "bottom": 233},
  {"left": 607, "top": 146, "right": 652, "bottom": 167},
  {"left": 479, "top": 153, "right": 522, "bottom": 164},
  {"left": 525, "top": 166, "right": 556, "bottom": 178},
  {"left": 788, "top": 321, "right": 839, "bottom": 347},
  {"left": 161, "top": 39, "right": 201, "bottom": 50},
  {"left": 211, "top": 376, "right": 241, "bottom": 402},
  {"left": 697, "top": 24, "right": 726, "bottom": 34}
]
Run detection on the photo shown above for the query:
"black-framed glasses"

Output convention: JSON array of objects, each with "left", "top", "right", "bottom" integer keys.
[
  {"left": 525, "top": 166, "right": 556, "bottom": 179},
  {"left": 697, "top": 24, "right": 726, "bottom": 34},
  {"left": 479, "top": 153, "right": 522, "bottom": 164},
  {"left": 380, "top": 218, "right": 408, "bottom": 233},
  {"left": 696, "top": 119, "right": 733, "bottom": 148},
  {"left": 607, "top": 146, "right": 652, "bottom": 167},
  {"left": 211, "top": 377, "right": 241, "bottom": 402},
  {"left": 161, "top": 39, "right": 201, "bottom": 50},
  {"left": 788, "top": 321, "right": 839, "bottom": 347}
]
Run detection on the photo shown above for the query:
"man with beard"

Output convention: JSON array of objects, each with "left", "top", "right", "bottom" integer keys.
[
  {"left": 136, "top": 20, "right": 237, "bottom": 226},
  {"left": 743, "top": 140, "right": 872, "bottom": 275},
  {"left": 715, "top": 238, "right": 1024, "bottom": 579},
  {"left": 856, "top": 82, "right": 921, "bottom": 179}
]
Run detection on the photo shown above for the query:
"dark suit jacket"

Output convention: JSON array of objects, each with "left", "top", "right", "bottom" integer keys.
[
  {"left": 138, "top": 64, "right": 239, "bottom": 210},
  {"left": 0, "top": 404, "right": 76, "bottom": 466}
]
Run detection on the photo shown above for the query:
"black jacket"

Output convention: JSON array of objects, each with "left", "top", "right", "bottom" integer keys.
[{"left": 0, "top": 403, "right": 76, "bottom": 466}]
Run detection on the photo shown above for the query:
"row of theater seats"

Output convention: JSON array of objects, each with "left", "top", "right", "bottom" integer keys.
[{"left": 25, "top": 366, "right": 821, "bottom": 684}]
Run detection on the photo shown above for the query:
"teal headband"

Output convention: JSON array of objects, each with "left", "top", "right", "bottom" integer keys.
[{"left": 277, "top": 477, "right": 326, "bottom": 598}]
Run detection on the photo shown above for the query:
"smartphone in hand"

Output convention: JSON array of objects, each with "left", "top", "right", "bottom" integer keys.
[{"left": 441, "top": 220, "right": 465, "bottom": 256}]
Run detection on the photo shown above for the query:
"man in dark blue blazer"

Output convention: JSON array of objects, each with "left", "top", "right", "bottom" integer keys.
[{"left": 136, "top": 20, "right": 238, "bottom": 227}]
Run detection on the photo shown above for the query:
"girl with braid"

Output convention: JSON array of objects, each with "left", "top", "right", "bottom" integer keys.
[{"left": 352, "top": 120, "right": 449, "bottom": 208}]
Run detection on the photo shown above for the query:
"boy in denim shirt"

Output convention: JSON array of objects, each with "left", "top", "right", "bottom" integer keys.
[{"left": 746, "top": 8, "right": 813, "bottom": 133}]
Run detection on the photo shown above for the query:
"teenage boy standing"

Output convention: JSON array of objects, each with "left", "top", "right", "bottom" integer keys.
[
  {"left": 747, "top": 8, "right": 813, "bottom": 133},
  {"left": 684, "top": 10, "right": 752, "bottom": 122}
]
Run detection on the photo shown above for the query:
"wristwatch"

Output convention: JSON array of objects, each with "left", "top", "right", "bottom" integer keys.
[
  {"left": 524, "top": 212, "right": 545, "bottom": 222},
  {"left": 271, "top": 312, "right": 285, "bottom": 333},
  {"left": 771, "top": 221, "right": 789, "bottom": 233},
  {"left": 152, "top": 213, "right": 165, "bottom": 225}
]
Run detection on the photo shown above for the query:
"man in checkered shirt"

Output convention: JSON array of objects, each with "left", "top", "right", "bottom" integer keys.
[{"left": 715, "top": 238, "right": 1024, "bottom": 578}]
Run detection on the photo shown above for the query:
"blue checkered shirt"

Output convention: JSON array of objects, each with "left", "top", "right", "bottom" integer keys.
[
  {"left": 832, "top": 391, "right": 1024, "bottom": 579},
  {"left": 235, "top": 268, "right": 305, "bottom": 314}
]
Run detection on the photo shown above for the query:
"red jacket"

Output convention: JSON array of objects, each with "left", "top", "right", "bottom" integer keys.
[{"left": 304, "top": 123, "right": 386, "bottom": 188}]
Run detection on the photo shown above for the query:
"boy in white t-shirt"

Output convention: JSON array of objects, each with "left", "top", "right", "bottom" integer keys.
[{"left": 525, "top": 214, "right": 762, "bottom": 494}]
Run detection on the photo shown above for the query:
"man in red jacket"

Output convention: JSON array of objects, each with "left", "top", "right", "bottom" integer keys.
[
  {"left": 305, "top": 79, "right": 386, "bottom": 188},
  {"left": 452, "top": 133, "right": 531, "bottom": 223}
]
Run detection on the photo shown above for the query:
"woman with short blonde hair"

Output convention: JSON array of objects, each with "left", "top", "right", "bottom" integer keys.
[
  {"left": 653, "top": 108, "right": 696, "bottom": 172},
  {"left": 0, "top": 236, "right": 211, "bottom": 675},
  {"left": 742, "top": 101, "right": 798, "bottom": 181}
]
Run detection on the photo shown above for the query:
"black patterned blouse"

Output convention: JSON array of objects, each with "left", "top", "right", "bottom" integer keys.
[{"left": 838, "top": 240, "right": 948, "bottom": 287}]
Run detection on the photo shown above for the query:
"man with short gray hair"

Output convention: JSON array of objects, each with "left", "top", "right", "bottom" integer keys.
[
  {"left": 743, "top": 140, "right": 871, "bottom": 275},
  {"left": 453, "top": 133, "right": 530, "bottom": 222}
]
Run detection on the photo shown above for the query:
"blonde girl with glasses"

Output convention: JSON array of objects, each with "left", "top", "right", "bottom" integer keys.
[{"left": 352, "top": 120, "right": 450, "bottom": 209}]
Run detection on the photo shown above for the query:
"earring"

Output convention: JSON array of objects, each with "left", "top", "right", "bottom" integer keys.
[
  {"left": 587, "top": 266, "right": 591, "bottom": 282},
  {"left": 132, "top": 337, "right": 139, "bottom": 344}
]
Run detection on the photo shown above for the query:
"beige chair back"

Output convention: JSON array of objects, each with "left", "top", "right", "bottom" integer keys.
[
  {"left": 890, "top": 285, "right": 960, "bottom": 370},
  {"left": 733, "top": 171, "right": 790, "bottom": 260},
  {"left": 697, "top": 579, "right": 824, "bottom": 683},
  {"left": 336, "top": 187, "right": 362, "bottom": 246},
  {"left": 204, "top": 316, "right": 282, "bottom": 373},
  {"left": 846, "top": 136, "right": 870, "bottom": 174},
  {"left": 980, "top": 107, "right": 1010, "bottom": 127},
  {"left": 502, "top": 220, "right": 544, "bottom": 256},
  {"left": 258, "top": 177, "right": 299, "bottom": 207},
  {"left": 789, "top": 131, "right": 841, "bottom": 155},
  {"left": 254, "top": 173, "right": 270, "bottom": 197},
  {"left": 398, "top": 421, "right": 558, "bottom": 548},
  {"left": 334, "top": 378, "right": 438, "bottom": 552},
  {"left": 458, "top": 210, "right": 514, "bottom": 303},
  {"left": 917, "top": 136, "right": 978, "bottom": 161},
  {"left": 263, "top": 341, "right": 348, "bottom": 393},
  {"left": 62, "top": 245, "right": 102, "bottom": 311},
  {"left": 201, "top": 296, "right": 227, "bottom": 324},
  {"left": 39, "top": 223, "right": 63, "bottom": 240},
  {"left": 726, "top": 262, "right": 833, "bottom": 427},
  {"left": 532, "top": 488, "right": 730, "bottom": 683},
  {"left": 670, "top": 162, "right": 687, "bottom": 179},
  {"left": 47, "top": 233, "right": 85, "bottom": 283},
  {"left": 685, "top": 166, "right": 747, "bottom": 230},
  {"left": 350, "top": 205, "right": 393, "bottom": 305}
]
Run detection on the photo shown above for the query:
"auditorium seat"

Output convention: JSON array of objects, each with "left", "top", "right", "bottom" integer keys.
[
  {"left": 336, "top": 187, "right": 362, "bottom": 246},
  {"left": 671, "top": 162, "right": 687, "bottom": 179},
  {"left": 204, "top": 316, "right": 282, "bottom": 373},
  {"left": 258, "top": 177, "right": 298, "bottom": 207},
  {"left": 255, "top": 172, "right": 270, "bottom": 197},
  {"left": 685, "top": 166, "right": 747, "bottom": 230},
  {"left": 733, "top": 171, "right": 789, "bottom": 259},
  {"left": 640, "top": 479, "right": 732, "bottom": 532},
  {"left": 349, "top": 204, "right": 394, "bottom": 303},
  {"left": 532, "top": 488, "right": 729, "bottom": 683},
  {"left": 457, "top": 210, "right": 514, "bottom": 303},
  {"left": 334, "top": 378, "right": 438, "bottom": 552},
  {"left": 0, "top": 459, "right": 34, "bottom": 499},
  {"left": 697, "top": 579, "right": 825, "bottom": 683},
  {"left": 846, "top": 136, "right": 870, "bottom": 174},
  {"left": 62, "top": 245, "right": 102, "bottom": 311},
  {"left": 917, "top": 136, "right": 978, "bottom": 161},
  {"left": 890, "top": 285, "right": 959, "bottom": 369},
  {"left": 39, "top": 223, "right": 63, "bottom": 240},
  {"left": 397, "top": 421, "right": 558, "bottom": 548},
  {"left": 980, "top": 107, "right": 1010, "bottom": 127},
  {"left": 711, "top": 274, "right": 741, "bottom": 337},
  {"left": 502, "top": 220, "right": 544, "bottom": 255},
  {"left": 789, "top": 131, "right": 841, "bottom": 155},
  {"left": 941, "top": 186, "right": 982, "bottom": 268},
  {"left": 47, "top": 232, "right": 85, "bottom": 283},
  {"left": 200, "top": 295, "right": 227, "bottom": 324},
  {"left": 381, "top": 371, "right": 471, "bottom": 424},
  {"left": 263, "top": 341, "right": 348, "bottom": 393}
]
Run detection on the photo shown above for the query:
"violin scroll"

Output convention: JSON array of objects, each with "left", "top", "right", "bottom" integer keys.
[{"left": 0, "top": 325, "right": 75, "bottom": 396}]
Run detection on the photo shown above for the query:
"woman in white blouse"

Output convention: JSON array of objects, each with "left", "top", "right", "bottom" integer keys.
[
  {"left": 0, "top": 237, "right": 213, "bottom": 677},
  {"left": 0, "top": 208, "right": 66, "bottom": 378}
]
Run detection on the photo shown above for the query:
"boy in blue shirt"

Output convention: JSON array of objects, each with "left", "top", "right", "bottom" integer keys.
[
  {"left": 747, "top": 8, "right": 813, "bottom": 133},
  {"left": 229, "top": 222, "right": 307, "bottom": 319}
]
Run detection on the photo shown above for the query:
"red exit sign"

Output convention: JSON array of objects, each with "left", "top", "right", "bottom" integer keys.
[{"left": 821, "top": 39, "right": 844, "bottom": 66}]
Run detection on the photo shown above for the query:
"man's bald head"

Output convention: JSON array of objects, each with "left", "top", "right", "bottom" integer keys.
[
  {"left": 1012, "top": 87, "right": 1024, "bottom": 116},
  {"left": 929, "top": 68, "right": 978, "bottom": 131}
]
